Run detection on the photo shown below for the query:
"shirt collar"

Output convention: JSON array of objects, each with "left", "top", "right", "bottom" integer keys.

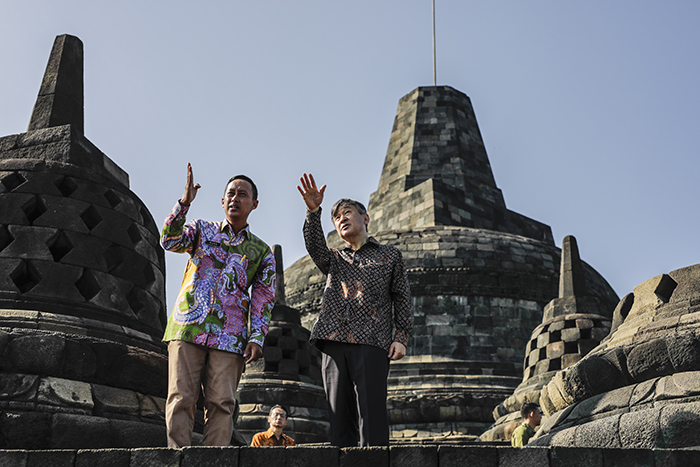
[
  {"left": 341, "top": 236, "right": 378, "bottom": 252},
  {"left": 221, "top": 221, "right": 250, "bottom": 238},
  {"left": 264, "top": 427, "right": 283, "bottom": 439}
]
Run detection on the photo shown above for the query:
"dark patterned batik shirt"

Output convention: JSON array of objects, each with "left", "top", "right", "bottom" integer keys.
[{"left": 303, "top": 208, "right": 413, "bottom": 353}]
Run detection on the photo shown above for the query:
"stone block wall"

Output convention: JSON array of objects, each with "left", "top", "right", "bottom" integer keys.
[
  {"left": 367, "top": 87, "right": 553, "bottom": 243},
  {"left": 0, "top": 326, "right": 167, "bottom": 450},
  {"left": 237, "top": 305, "right": 329, "bottom": 444},
  {"left": 0, "top": 125, "right": 166, "bottom": 340},
  {"left": 287, "top": 226, "right": 619, "bottom": 356},
  {"left": 0, "top": 445, "right": 696, "bottom": 466},
  {"left": 522, "top": 313, "right": 611, "bottom": 381}
]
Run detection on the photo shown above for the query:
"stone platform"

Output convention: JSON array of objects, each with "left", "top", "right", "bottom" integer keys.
[{"left": 0, "top": 445, "right": 697, "bottom": 467}]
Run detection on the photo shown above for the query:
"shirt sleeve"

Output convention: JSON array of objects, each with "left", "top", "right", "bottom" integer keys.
[
  {"left": 248, "top": 249, "right": 276, "bottom": 347},
  {"left": 160, "top": 201, "right": 198, "bottom": 254},
  {"left": 303, "top": 207, "right": 332, "bottom": 275},
  {"left": 250, "top": 433, "right": 263, "bottom": 446},
  {"left": 391, "top": 249, "right": 413, "bottom": 347}
]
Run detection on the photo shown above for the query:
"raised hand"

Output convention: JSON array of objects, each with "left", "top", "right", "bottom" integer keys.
[
  {"left": 297, "top": 173, "right": 326, "bottom": 212},
  {"left": 180, "top": 162, "right": 201, "bottom": 206}
]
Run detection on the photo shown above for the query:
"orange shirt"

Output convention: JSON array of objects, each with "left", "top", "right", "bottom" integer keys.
[{"left": 250, "top": 428, "right": 295, "bottom": 447}]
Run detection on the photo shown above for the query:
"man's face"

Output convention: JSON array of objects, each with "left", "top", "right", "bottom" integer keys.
[
  {"left": 221, "top": 179, "right": 258, "bottom": 226},
  {"left": 529, "top": 408, "right": 542, "bottom": 427},
  {"left": 268, "top": 407, "right": 288, "bottom": 430},
  {"left": 332, "top": 204, "right": 369, "bottom": 243}
]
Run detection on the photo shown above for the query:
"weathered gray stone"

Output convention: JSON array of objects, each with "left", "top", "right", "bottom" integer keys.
[
  {"left": 51, "top": 414, "right": 111, "bottom": 449},
  {"left": 287, "top": 446, "right": 339, "bottom": 467},
  {"left": 0, "top": 450, "right": 28, "bottom": 467},
  {"left": 497, "top": 446, "right": 549, "bottom": 467},
  {"left": 137, "top": 394, "right": 165, "bottom": 420},
  {"left": 239, "top": 447, "right": 286, "bottom": 467},
  {"left": 0, "top": 373, "right": 39, "bottom": 402},
  {"left": 653, "top": 448, "right": 700, "bottom": 467},
  {"left": 130, "top": 448, "right": 179, "bottom": 467},
  {"left": 550, "top": 446, "right": 602, "bottom": 467},
  {"left": 339, "top": 447, "right": 388, "bottom": 467},
  {"left": 92, "top": 385, "right": 139, "bottom": 417},
  {"left": 619, "top": 408, "right": 660, "bottom": 449},
  {"left": 26, "top": 450, "right": 75, "bottom": 467},
  {"left": 667, "top": 264, "right": 700, "bottom": 304},
  {"left": 0, "top": 36, "right": 168, "bottom": 452},
  {"left": 62, "top": 340, "right": 97, "bottom": 380},
  {"left": 666, "top": 331, "right": 700, "bottom": 372},
  {"left": 181, "top": 446, "right": 239, "bottom": 467},
  {"left": 0, "top": 412, "right": 52, "bottom": 450},
  {"left": 601, "top": 448, "right": 654, "bottom": 467},
  {"left": 658, "top": 401, "right": 700, "bottom": 448},
  {"left": 439, "top": 445, "right": 498, "bottom": 467},
  {"left": 37, "top": 377, "right": 93, "bottom": 411},
  {"left": 75, "top": 449, "right": 130, "bottom": 467},
  {"left": 572, "top": 415, "right": 622, "bottom": 448},
  {"left": 110, "top": 419, "right": 165, "bottom": 448},
  {"left": 390, "top": 445, "right": 437, "bottom": 467},
  {"left": 627, "top": 338, "right": 673, "bottom": 381},
  {"left": 28, "top": 35, "right": 84, "bottom": 134},
  {"left": 6, "top": 334, "right": 65, "bottom": 375}
]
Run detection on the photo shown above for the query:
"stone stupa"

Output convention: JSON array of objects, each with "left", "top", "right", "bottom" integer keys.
[
  {"left": 284, "top": 86, "right": 619, "bottom": 441},
  {"left": 236, "top": 245, "right": 329, "bottom": 444},
  {"left": 531, "top": 262, "right": 700, "bottom": 449},
  {"left": 0, "top": 35, "right": 168, "bottom": 449},
  {"left": 480, "top": 235, "right": 613, "bottom": 442}
]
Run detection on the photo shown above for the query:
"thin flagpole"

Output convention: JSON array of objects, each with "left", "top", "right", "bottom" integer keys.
[{"left": 432, "top": 0, "right": 437, "bottom": 85}]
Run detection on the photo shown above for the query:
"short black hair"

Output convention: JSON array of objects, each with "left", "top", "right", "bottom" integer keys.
[
  {"left": 225, "top": 175, "right": 258, "bottom": 200},
  {"left": 330, "top": 198, "right": 367, "bottom": 218},
  {"left": 520, "top": 402, "right": 540, "bottom": 419},
  {"left": 269, "top": 404, "right": 289, "bottom": 418}
]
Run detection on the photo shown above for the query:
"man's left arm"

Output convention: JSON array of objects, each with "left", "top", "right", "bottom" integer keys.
[
  {"left": 244, "top": 250, "right": 276, "bottom": 363},
  {"left": 388, "top": 249, "right": 413, "bottom": 360}
]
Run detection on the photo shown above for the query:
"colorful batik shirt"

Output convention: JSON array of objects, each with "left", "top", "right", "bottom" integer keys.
[
  {"left": 303, "top": 208, "right": 413, "bottom": 353},
  {"left": 161, "top": 201, "right": 275, "bottom": 354}
]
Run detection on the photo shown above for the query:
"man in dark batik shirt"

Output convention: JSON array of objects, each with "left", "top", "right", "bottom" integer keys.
[{"left": 297, "top": 173, "right": 413, "bottom": 447}]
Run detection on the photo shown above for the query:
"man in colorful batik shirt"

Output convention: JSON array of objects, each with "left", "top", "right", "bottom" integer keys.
[
  {"left": 162, "top": 163, "right": 275, "bottom": 447},
  {"left": 297, "top": 173, "right": 413, "bottom": 447}
]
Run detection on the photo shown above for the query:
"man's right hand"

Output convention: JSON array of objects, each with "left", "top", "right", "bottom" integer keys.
[
  {"left": 297, "top": 173, "right": 326, "bottom": 212},
  {"left": 180, "top": 162, "right": 201, "bottom": 206}
]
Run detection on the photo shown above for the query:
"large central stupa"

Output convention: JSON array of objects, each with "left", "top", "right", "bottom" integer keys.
[{"left": 285, "top": 86, "right": 619, "bottom": 441}]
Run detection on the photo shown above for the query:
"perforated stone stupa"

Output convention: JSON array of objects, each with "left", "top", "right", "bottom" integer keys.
[
  {"left": 480, "top": 235, "right": 613, "bottom": 442},
  {"left": 0, "top": 35, "right": 168, "bottom": 449},
  {"left": 237, "top": 245, "right": 329, "bottom": 444},
  {"left": 285, "top": 86, "right": 619, "bottom": 441},
  {"left": 530, "top": 262, "right": 700, "bottom": 449}
]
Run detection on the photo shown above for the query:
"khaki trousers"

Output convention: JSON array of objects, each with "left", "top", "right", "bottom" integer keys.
[{"left": 165, "top": 340, "right": 245, "bottom": 448}]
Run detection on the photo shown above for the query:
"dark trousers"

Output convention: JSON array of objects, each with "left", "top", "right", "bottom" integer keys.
[{"left": 320, "top": 340, "right": 390, "bottom": 447}]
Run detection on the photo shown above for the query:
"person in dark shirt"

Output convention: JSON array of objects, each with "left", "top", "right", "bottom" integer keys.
[{"left": 297, "top": 173, "right": 413, "bottom": 447}]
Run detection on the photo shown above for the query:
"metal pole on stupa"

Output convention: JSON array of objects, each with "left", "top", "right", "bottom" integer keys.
[{"left": 0, "top": 34, "right": 168, "bottom": 449}]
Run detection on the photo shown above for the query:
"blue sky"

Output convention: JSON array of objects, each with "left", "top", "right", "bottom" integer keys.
[{"left": 2, "top": 1, "right": 699, "bottom": 314}]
